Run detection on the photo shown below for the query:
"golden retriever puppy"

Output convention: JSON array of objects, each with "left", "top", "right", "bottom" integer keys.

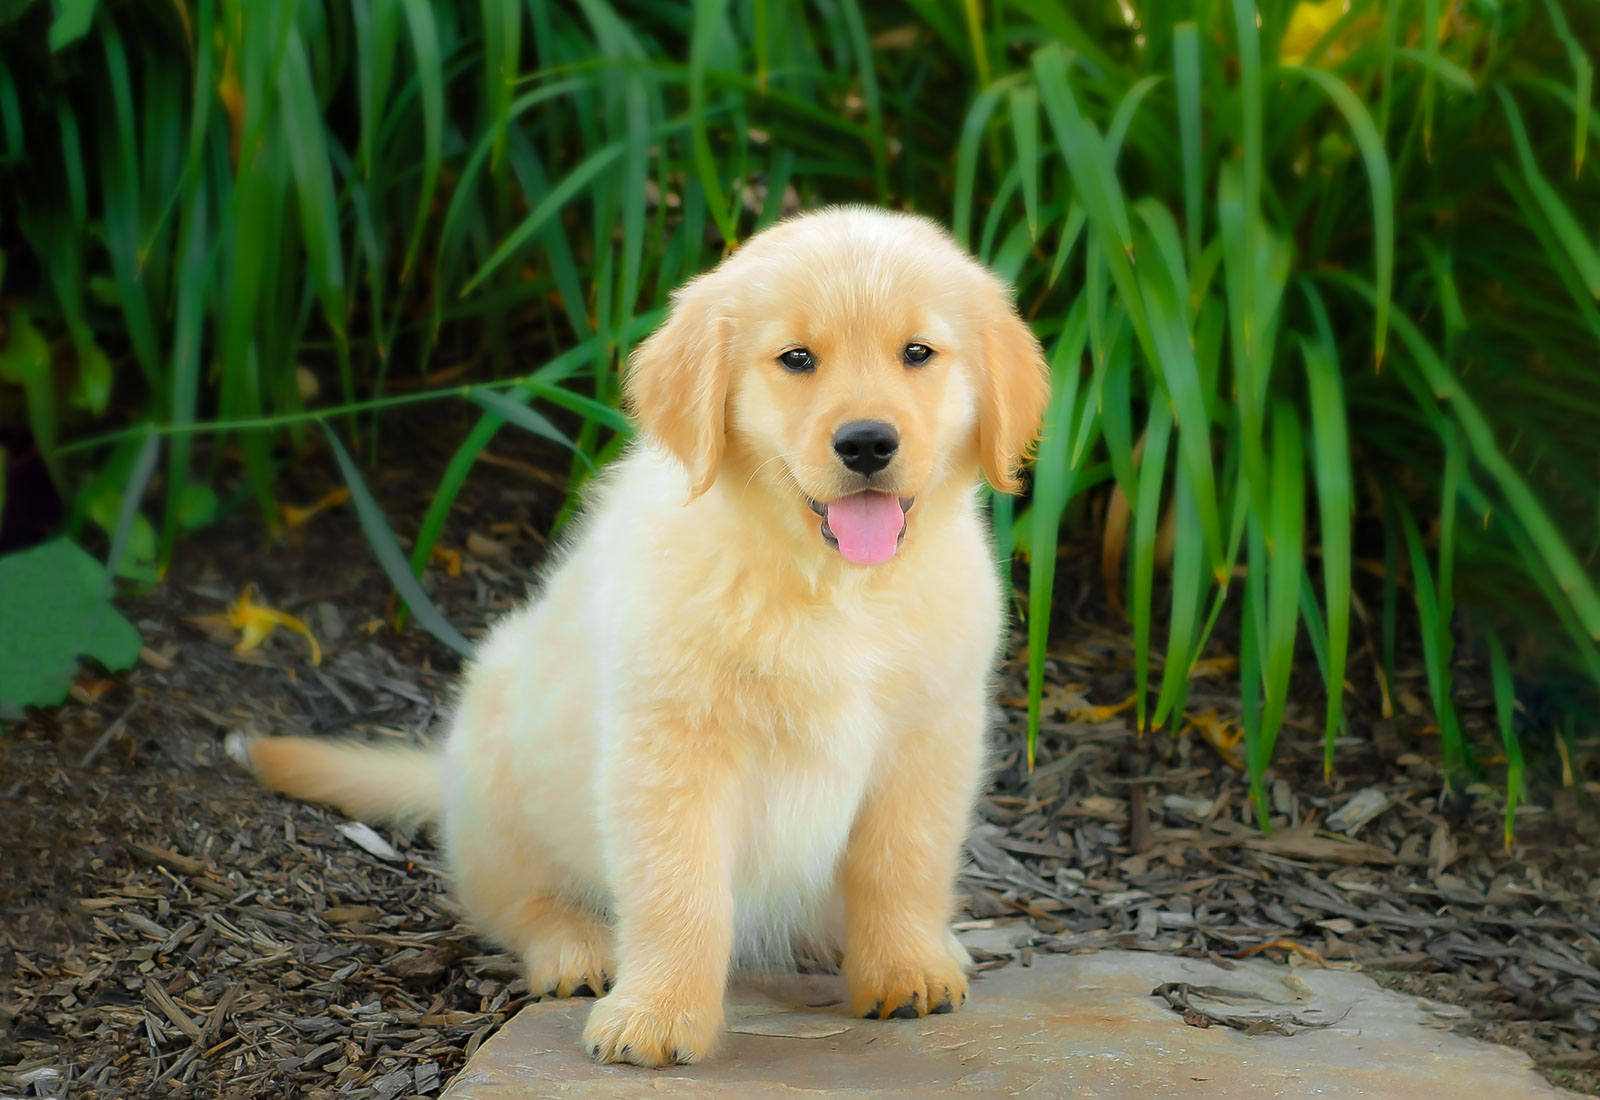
[{"left": 244, "top": 206, "right": 1049, "bottom": 1067}]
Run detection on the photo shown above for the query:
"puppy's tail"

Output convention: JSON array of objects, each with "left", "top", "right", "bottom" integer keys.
[{"left": 235, "top": 734, "right": 443, "bottom": 827}]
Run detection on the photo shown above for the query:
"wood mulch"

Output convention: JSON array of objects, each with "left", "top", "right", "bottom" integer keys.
[{"left": 3, "top": 419, "right": 1598, "bottom": 1097}]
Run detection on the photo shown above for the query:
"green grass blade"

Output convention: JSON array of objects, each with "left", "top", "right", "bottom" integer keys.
[
  {"left": 1301, "top": 336, "right": 1351, "bottom": 777},
  {"left": 463, "top": 141, "right": 626, "bottom": 295},
  {"left": 1009, "top": 84, "right": 1040, "bottom": 239},
  {"left": 1542, "top": 0, "right": 1593, "bottom": 177},
  {"left": 1218, "top": 160, "right": 1269, "bottom": 521},
  {"left": 1485, "top": 628, "right": 1523, "bottom": 849},
  {"left": 323, "top": 424, "right": 472, "bottom": 657},
  {"left": 352, "top": 0, "right": 401, "bottom": 176},
  {"left": 1026, "top": 298, "right": 1091, "bottom": 766},
  {"left": 1152, "top": 459, "right": 1206, "bottom": 732},
  {"left": 1338, "top": 275, "right": 1600, "bottom": 638},
  {"left": 483, "top": 0, "right": 520, "bottom": 173},
  {"left": 1134, "top": 202, "right": 1224, "bottom": 580},
  {"left": 104, "top": 429, "right": 161, "bottom": 587},
  {"left": 160, "top": 178, "right": 209, "bottom": 567},
  {"left": 690, "top": 0, "right": 737, "bottom": 245},
  {"left": 1288, "top": 64, "right": 1395, "bottom": 365},
  {"left": 279, "top": 30, "right": 347, "bottom": 339},
  {"left": 1422, "top": 0, "right": 1439, "bottom": 157},
  {"left": 837, "top": 0, "right": 885, "bottom": 202},
  {"left": 397, "top": 0, "right": 443, "bottom": 278},
  {"left": 1173, "top": 22, "right": 1202, "bottom": 270},
  {"left": 1241, "top": 515, "right": 1268, "bottom": 827},
  {"left": 1397, "top": 499, "right": 1466, "bottom": 784},
  {"left": 954, "top": 74, "right": 1027, "bottom": 249},
  {"left": 518, "top": 377, "right": 635, "bottom": 436},
  {"left": 468, "top": 390, "right": 593, "bottom": 470},
  {"left": 1496, "top": 84, "right": 1600, "bottom": 296},
  {"left": 1048, "top": 202, "right": 1087, "bottom": 287},
  {"left": 1260, "top": 399, "right": 1304, "bottom": 778},
  {"left": 98, "top": 16, "right": 160, "bottom": 390},
  {"left": 1131, "top": 399, "right": 1174, "bottom": 735}
]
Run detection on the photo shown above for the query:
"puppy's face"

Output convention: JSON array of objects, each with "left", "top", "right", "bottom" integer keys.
[{"left": 626, "top": 208, "right": 1049, "bottom": 565}]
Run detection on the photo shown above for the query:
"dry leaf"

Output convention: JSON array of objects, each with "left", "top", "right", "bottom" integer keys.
[{"left": 280, "top": 488, "right": 349, "bottom": 529}]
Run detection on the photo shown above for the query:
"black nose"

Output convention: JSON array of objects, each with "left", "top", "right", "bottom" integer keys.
[{"left": 832, "top": 420, "right": 899, "bottom": 476}]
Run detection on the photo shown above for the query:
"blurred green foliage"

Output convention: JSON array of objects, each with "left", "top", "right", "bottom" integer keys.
[{"left": 0, "top": 1, "right": 1595, "bottom": 833}]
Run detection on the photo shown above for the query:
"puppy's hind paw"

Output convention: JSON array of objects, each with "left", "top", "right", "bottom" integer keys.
[
  {"left": 582, "top": 990, "right": 722, "bottom": 1067},
  {"left": 520, "top": 905, "right": 617, "bottom": 1001}
]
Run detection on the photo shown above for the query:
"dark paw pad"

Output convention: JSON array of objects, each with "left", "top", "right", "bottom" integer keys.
[
  {"left": 572, "top": 983, "right": 596, "bottom": 998},
  {"left": 931, "top": 999, "right": 955, "bottom": 1014},
  {"left": 888, "top": 1002, "right": 920, "bottom": 1020},
  {"left": 862, "top": 1000, "right": 884, "bottom": 1020}
]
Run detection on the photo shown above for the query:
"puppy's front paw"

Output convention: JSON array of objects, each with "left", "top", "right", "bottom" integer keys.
[
  {"left": 582, "top": 988, "right": 723, "bottom": 1067},
  {"left": 846, "top": 952, "right": 969, "bottom": 1020}
]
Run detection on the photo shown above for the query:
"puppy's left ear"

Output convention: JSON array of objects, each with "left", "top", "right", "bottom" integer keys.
[
  {"left": 977, "top": 291, "right": 1051, "bottom": 494},
  {"left": 624, "top": 271, "right": 730, "bottom": 497}
]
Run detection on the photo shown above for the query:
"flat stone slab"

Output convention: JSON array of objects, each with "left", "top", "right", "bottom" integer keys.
[{"left": 444, "top": 950, "right": 1572, "bottom": 1098}]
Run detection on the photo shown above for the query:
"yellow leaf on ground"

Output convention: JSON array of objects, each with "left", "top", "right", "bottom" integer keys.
[
  {"left": 432, "top": 546, "right": 463, "bottom": 578},
  {"left": 1184, "top": 708, "right": 1245, "bottom": 771},
  {"left": 280, "top": 487, "right": 350, "bottom": 529},
  {"left": 225, "top": 586, "right": 321, "bottom": 665},
  {"left": 1069, "top": 694, "right": 1136, "bottom": 724}
]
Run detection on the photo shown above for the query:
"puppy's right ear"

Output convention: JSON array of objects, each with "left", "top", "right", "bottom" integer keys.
[{"left": 624, "top": 272, "right": 730, "bottom": 497}]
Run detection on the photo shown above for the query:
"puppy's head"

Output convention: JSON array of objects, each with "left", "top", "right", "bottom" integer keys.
[{"left": 625, "top": 207, "right": 1049, "bottom": 565}]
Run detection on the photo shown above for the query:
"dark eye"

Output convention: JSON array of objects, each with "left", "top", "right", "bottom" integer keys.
[
  {"left": 779, "top": 347, "right": 815, "bottom": 373},
  {"left": 903, "top": 343, "right": 934, "bottom": 366}
]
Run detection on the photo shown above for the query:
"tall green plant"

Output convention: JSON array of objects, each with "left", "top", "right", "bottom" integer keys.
[
  {"left": 2, "top": 0, "right": 1596, "bottom": 829},
  {"left": 945, "top": 0, "right": 1598, "bottom": 826}
]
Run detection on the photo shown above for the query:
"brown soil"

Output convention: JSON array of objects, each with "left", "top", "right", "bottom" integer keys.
[{"left": 3, "top": 414, "right": 1598, "bottom": 1097}]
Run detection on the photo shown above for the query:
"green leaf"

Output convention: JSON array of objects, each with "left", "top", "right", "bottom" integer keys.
[
  {"left": 68, "top": 340, "right": 112, "bottom": 415},
  {"left": 0, "top": 313, "right": 59, "bottom": 481},
  {"left": 0, "top": 540, "right": 142, "bottom": 715},
  {"left": 178, "top": 483, "right": 221, "bottom": 532},
  {"left": 48, "top": 0, "right": 96, "bottom": 52}
]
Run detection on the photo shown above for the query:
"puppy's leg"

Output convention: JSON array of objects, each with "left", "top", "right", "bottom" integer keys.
[
  {"left": 582, "top": 720, "right": 735, "bottom": 1067},
  {"left": 514, "top": 895, "right": 616, "bottom": 999},
  {"left": 452, "top": 845, "right": 617, "bottom": 1001},
  {"left": 841, "top": 708, "right": 980, "bottom": 1020}
]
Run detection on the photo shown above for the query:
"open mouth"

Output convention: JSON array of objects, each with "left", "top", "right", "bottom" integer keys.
[{"left": 807, "top": 492, "right": 914, "bottom": 565}]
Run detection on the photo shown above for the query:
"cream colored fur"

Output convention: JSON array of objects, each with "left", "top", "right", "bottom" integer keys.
[{"left": 244, "top": 206, "right": 1049, "bottom": 1067}]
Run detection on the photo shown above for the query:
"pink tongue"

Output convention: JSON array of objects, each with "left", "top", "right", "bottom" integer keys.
[{"left": 826, "top": 493, "right": 905, "bottom": 565}]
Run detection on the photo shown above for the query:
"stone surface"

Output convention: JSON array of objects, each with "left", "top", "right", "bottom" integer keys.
[{"left": 444, "top": 951, "right": 1573, "bottom": 1098}]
